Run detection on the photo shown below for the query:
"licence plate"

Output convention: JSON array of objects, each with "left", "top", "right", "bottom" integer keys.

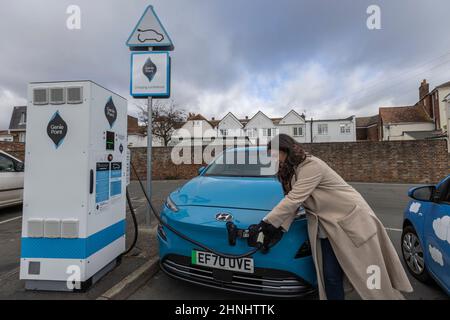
[{"left": 191, "top": 250, "right": 254, "bottom": 274}]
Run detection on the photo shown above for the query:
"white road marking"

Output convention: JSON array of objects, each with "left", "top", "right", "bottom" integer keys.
[
  {"left": 0, "top": 215, "right": 22, "bottom": 225},
  {"left": 385, "top": 227, "right": 402, "bottom": 232},
  {"left": 0, "top": 267, "right": 19, "bottom": 283}
]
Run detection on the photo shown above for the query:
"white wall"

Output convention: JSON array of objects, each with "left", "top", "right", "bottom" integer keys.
[
  {"left": 217, "top": 113, "right": 243, "bottom": 137},
  {"left": 172, "top": 120, "right": 216, "bottom": 139},
  {"left": 382, "top": 122, "right": 435, "bottom": 141},
  {"left": 168, "top": 113, "right": 356, "bottom": 145},
  {"left": 127, "top": 134, "right": 164, "bottom": 147},
  {"left": 0, "top": 134, "right": 13, "bottom": 142},
  {"left": 438, "top": 87, "right": 450, "bottom": 131},
  {"left": 306, "top": 118, "right": 356, "bottom": 143}
]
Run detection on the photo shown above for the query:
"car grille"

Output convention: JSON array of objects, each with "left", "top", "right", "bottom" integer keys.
[{"left": 161, "top": 254, "right": 316, "bottom": 298}]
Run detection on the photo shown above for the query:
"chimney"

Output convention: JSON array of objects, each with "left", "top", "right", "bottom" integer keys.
[
  {"left": 419, "top": 79, "right": 429, "bottom": 100},
  {"left": 245, "top": 116, "right": 248, "bottom": 120},
  {"left": 211, "top": 117, "right": 215, "bottom": 121}
]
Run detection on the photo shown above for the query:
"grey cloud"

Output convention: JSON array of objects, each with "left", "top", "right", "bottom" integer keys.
[{"left": 1, "top": 0, "right": 450, "bottom": 128}]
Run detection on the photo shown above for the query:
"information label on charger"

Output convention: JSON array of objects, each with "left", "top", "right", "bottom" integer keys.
[
  {"left": 96, "top": 162, "right": 110, "bottom": 204},
  {"left": 110, "top": 162, "right": 122, "bottom": 198}
]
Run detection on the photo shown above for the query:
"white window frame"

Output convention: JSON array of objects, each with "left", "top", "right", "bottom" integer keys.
[
  {"left": 220, "top": 129, "right": 228, "bottom": 136},
  {"left": 19, "top": 112, "right": 26, "bottom": 125},
  {"left": 293, "top": 126, "right": 304, "bottom": 137},
  {"left": 340, "top": 123, "right": 351, "bottom": 134},
  {"left": 317, "top": 124, "right": 328, "bottom": 135}
]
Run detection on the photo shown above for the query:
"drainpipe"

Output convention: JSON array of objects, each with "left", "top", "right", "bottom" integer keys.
[{"left": 310, "top": 117, "right": 313, "bottom": 143}]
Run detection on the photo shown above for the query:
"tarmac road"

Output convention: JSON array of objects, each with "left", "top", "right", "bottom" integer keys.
[{"left": 0, "top": 181, "right": 447, "bottom": 300}]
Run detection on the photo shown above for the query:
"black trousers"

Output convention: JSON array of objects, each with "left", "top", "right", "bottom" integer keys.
[{"left": 321, "top": 238, "right": 345, "bottom": 300}]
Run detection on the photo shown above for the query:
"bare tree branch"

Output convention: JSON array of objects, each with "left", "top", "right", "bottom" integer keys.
[{"left": 138, "top": 100, "right": 186, "bottom": 146}]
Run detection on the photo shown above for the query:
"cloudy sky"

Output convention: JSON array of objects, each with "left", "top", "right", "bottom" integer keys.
[{"left": 1, "top": 0, "right": 450, "bottom": 128}]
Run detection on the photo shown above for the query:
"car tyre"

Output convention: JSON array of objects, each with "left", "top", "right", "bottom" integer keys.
[{"left": 401, "top": 225, "right": 431, "bottom": 283}]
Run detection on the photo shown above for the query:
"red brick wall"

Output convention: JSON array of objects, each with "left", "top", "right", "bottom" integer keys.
[
  {"left": 130, "top": 140, "right": 449, "bottom": 184},
  {"left": 2, "top": 140, "right": 448, "bottom": 184},
  {"left": 366, "top": 125, "right": 378, "bottom": 141},
  {"left": 356, "top": 128, "right": 367, "bottom": 141},
  {"left": 0, "top": 142, "right": 25, "bottom": 161}
]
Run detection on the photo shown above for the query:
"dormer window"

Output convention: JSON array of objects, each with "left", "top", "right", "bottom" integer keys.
[{"left": 19, "top": 112, "right": 26, "bottom": 125}]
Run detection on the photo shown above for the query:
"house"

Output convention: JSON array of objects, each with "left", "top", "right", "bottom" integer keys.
[
  {"left": 442, "top": 93, "right": 450, "bottom": 148},
  {"left": 379, "top": 105, "right": 436, "bottom": 141},
  {"left": 171, "top": 113, "right": 218, "bottom": 146},
  {"left": 127, "top": 115, "right": 147, "bottom": 147},
  {"left": 356, "top": 79, "right": 450, "bottom": 142},
  {"left": 8, "top": 106, "right": 27, "bottom": 142},
  {"left": 308, "top": 116, "right": 356, "bottom": 143},
  {"left": 0, "top": 130, "right": 14, "bottom": 142},
  {"left": 126, "top": 115, "right": 167, "bottom": 147},
  {"left": 171, "top": 110, "right": 357, "bottom": 145},
  {"left": 417, "top": 79, "right": 450, "bottom": 133},
  {"left": 356, "top": 115, "right": 379, "bottom": 141}
]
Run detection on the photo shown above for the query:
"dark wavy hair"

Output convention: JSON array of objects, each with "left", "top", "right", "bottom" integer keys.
[{"left": 267, "top": 134, "right": 308, "bottom": 194}]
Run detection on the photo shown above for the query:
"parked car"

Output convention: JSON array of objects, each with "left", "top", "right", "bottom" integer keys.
[
  {"left": 0, "top": 150, "right": 24, "bottom": 209},
  {"left": 158, "top": 146, "right": 317, "bottom": 297},
  {"left": 402, "top": 175, "right": 450, "bottom": 295}
]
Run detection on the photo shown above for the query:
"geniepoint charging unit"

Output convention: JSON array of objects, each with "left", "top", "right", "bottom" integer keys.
[{"left": 20, "top": 81, "right": 128, "bottom": 291}]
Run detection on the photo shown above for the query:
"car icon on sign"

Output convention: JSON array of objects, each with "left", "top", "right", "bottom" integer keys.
[{"left": 137, "top": 29, "right": 164, "bottom": 43}]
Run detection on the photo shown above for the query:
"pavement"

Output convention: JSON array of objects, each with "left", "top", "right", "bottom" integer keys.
[
  {"left": 0, "top": 180, "right": 185, "bottom": 300},
  {"left": 1, "top": 180, "right": 448, "bottom": 300}
]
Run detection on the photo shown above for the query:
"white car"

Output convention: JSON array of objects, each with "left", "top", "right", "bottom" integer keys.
[{"left": 0, "top": 150, "right": 24, "bottom": 209}]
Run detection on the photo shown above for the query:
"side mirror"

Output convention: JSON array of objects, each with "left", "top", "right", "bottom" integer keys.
[
  {"left": 198, "top": 166, "right": 206, "bottom": 175},
  {"left": 408, "top": 185, "right": 436, "bottom": 202}
]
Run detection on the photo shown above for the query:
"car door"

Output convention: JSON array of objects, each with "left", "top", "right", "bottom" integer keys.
[
  {"left": 0, "top": 153, "right": 24, "bottom": 206},
  {"left": 424, "top": 176, "right": 450, "bottom": 291}
]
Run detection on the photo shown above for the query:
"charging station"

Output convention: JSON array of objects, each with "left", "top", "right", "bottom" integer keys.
[{"left": 20, "top": 81, "right": 128, "bottom": 291}]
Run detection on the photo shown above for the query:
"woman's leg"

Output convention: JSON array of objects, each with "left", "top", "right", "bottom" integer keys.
[{"left": 321, "top": 238, "right": 345, "bottom": 300}]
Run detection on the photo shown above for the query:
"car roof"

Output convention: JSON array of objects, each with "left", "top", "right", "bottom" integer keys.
[
  {"left": 223, "top": 146, "right": 267, "bottom": 153},
  {"left": 0, "top": 150, "right": 22, "bottom": 163}
]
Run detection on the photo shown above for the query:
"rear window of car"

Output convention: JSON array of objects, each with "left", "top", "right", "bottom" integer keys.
[{"left": 203, "top": 149, "right": 277, "bottom": 177}]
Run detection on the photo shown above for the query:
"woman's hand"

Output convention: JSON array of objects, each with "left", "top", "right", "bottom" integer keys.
[{"left": 257, "top": 220, "right": 283, "bottom": 253}]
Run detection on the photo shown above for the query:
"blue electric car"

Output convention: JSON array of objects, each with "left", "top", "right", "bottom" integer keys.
[
  {"left": 402, "top": 175, "right": 450, "bottom": 295},
  {"left": 158, "top": 146, "right": 317, "bottom": 297}
]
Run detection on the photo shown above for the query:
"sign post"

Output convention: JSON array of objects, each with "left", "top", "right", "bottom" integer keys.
[{"left": 127, "top": 5, "right": 173, "bottom": 226}]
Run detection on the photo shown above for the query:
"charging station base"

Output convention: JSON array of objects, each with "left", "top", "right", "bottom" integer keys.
[{"left": 24, "top": 258, "right": 120, "bottom": 292}]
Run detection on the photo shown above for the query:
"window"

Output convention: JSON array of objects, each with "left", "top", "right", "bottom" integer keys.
[
  {"left": 437, "top": 178, "right": 450, "bottom": 204},
  {"left": 19, "top": 112, "right": 26, "bottom": 125},
  {"left": 293, "top": 126, "right": 304, "bottom": 137},
  {"left": 340, "top": 123, "right": 351, "bottom": 134},
  {"left": 317, "top": 124, "right": 328, "bottom": 135},
  {"left": 0, "top": 154, "right": 15, "bottom": 172},
  {"left": 19, "top": 132, "right": 26, "bottom": 143},
  {"left": 203, "top": 150, "right": 275, "bottom": 177},
  {"left": 247, "top": 128, "right": 256, "bottom": 138},
  {"left": 220, "top": 129, "right": 228, "bottom": 136},
  {"left": 263, "top": 128, "right": 272, "bottom": 137}
]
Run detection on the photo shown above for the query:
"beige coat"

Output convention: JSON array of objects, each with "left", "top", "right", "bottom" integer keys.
[{"left": 264, "top": 155, "right": 413, "bottom": 300}]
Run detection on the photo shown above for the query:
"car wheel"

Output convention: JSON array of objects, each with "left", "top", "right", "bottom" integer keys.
[{"left": 401, "top": 225, "right": 430, "bottom": 283}]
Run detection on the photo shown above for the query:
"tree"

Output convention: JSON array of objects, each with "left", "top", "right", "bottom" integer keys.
[{"left": 138, "top": 100, "right": 186, "bottom": 146}]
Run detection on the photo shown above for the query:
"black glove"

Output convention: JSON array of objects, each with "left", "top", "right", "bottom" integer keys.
[{"left": 257, "top": 220, "right": 283, "bottom": 254}]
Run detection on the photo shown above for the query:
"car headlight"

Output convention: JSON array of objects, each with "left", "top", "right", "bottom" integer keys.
[{"left": 165, "top": 196, "right": 179, "bottom": 212}]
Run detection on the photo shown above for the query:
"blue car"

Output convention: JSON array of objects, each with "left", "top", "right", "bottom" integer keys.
[
  {"left": 158, "top": 147, "right": 317, "bottom": 297},
  {"left": 402, "top": 175, "right": 450, "bottom": 295}
]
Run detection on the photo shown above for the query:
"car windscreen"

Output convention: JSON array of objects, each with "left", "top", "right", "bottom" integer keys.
[{"left": 203, "top": 149, "right": 277, "bottom": 177}]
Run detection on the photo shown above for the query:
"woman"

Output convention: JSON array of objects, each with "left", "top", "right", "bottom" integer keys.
[{"left": 259, "top": 134, "right": 413, "bottom": 300}]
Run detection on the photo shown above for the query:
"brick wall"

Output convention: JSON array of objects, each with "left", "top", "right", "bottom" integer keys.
[
  {"left": 2, "top": 140, "right": 448, "bottom": 184},
  {"left": 0, "top": 142, "right": 25, "bottom": 160},
  {"left": 130, "top": 140, "right": 449, "bottom": 184},
  {"left": 367, "top": 125, "right": 379, "bottom": 141}
]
